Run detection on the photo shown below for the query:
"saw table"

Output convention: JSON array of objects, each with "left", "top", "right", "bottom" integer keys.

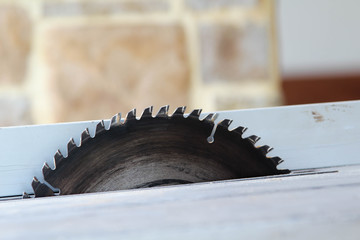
[{"left": 0, "top": 100, "right": 359, "bottom": 239}]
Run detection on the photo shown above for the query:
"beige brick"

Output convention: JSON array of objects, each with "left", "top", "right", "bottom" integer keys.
[
  {"left": 0, "top": 6, "right": 32, "bottom": 85},
  {"left": 199, "top": 22, "right": 269, "bottom": 83},
  {"left": 41, "top": 24, "right": 189, "bottom": 122},
  {"left": 0, "top": 94, "right": 32, "bottom": 127},
  {"left": 186, "top": 0, "right": 258, "bottom": 11},
  {"left": 43, "top": 0, "right": 169, "bottom": 17}
]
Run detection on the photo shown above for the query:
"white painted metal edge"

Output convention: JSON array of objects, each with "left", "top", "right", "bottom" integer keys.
[{"left": 1, "top": 100, "right": 359, "bottom": 196}]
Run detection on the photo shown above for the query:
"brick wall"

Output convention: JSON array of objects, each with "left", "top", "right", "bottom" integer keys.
[{"left": 0, "top": 0, "right": 281, "bottom": 126}]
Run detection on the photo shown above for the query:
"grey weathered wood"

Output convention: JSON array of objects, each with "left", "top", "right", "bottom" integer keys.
[{"left": 1, "top": 165, "right": 359, "bottom": 240}]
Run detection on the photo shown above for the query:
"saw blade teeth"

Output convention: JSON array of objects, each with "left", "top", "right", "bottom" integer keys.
[
  {"left": 156, "top": 105, "right": 169, "bottom": 118},
  {"left": 270, "top": 156, "right": 283, "bottom": 166},
  {"left": 246, "top": 135, "right": 261, "bottom": 145},
  {"left": 125, "top": 109, "right": 137, "bottom": 122},
  {"left": 202, "top": 113, "right": 215, "bottom": 122},
  {"left": 110, "top": 113, "right": 121, "bottom": 126},
  {"left": 43, "top": 162, "right": 51, "bottom": 169},
  {"left": 188, "top": 109, "right": 202, "bottom": 119},
  {"left": 171, "top": 106, "right": 186, "bottom": 117},
  {"left": 231, "top": 126, "right": 247, "bottom": 136},
  {"left": 80, "top": 128, "right": 91, "bottom": 144},
  {"left": 95, "top": 120, "right": 105, "bottom": 135},
  {"left": 54, "top": 150, "right": 64, "bottom": 168},
  {"left": 258, "top": 145, "right": 273, "bottom": 155},
  {"left": 67, "top": 138, "right": 77, "bottom": 154},
  {"left": 31, "top": 177, "right": 40, "bottom": 193},
  {"left": 217, "top": 119, "right": 233, "bottom": 129},
  {"left": 33, "top": 176, "right": 39, "bottom": 182},
  {"left": 42, "top": 162, "right": 52, "bottom": 177},
  {"left": 141, "top": 106, "right": 154, "bottom": 119},
  {"left": 32, "top": 177, "right": 54, "bottom": 197}
]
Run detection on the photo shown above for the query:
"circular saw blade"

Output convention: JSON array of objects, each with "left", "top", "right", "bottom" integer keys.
[{"left": 32, "top": 106, "right": 289, "bottom": 197}]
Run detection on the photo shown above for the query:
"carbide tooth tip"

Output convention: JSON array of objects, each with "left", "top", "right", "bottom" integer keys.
[
  {"left": 218, "top": 119, "right": 233, "bottom": 129},
  {"left": 141, "top": 106, "right": 153, "bottom": 119},
  {"left": 258, "top": 145, "right": 273, "bottom": 155},
  {"left": 125, "top": 109, "right": 137, "bottom": 121},
  {"left": 42, "top": 162, "right": 53, "bottom": 177},
  {"left": 229, "top": 126, "right": 247, "bottom": 136},
  {"left": 188, "top": 109, "right": 202, "bottom": 118},
  {"left": 246, "top": 135, "right": 261, "bottom": 144},
  {"left": 111, "top": 113, "right": 121, "bottom": 126},
  {"left": 81, "top": 128, "right": 91, "bottom": 143},
  {"left": 271, "top": 157, "right": 283, "bottom": 165},
  {"left": 95, "top": 120, "right": 104, "bottom": 128},
  {"left": 54, "top": 150, "right": 64, "bottom": 168},
  {"left": 171, "top": 106, "right": 186, "bottom": 117},
  {"left": 156, "top": 105, "right": 169, "bottom": 118},
  {"left": 111, "top": 115, "right": 116, "bottom": 124},
  {"left": 203, "top": 113, "right": 215, "bottom": 122},
  {"left": 33, "top": 176, "right": 39, "bottom": 182},
  {"left": 67, "top": 138, "right": 77, "bottom": 152},
  {"left": 43, "top": 162, "right": 50, "bottom": 169},
  {"left": 95, "top": 121, "right": 106, "bottom": 135}
]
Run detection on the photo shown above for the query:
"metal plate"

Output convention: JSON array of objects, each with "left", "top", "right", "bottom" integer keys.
[{"left": 1, "top": 100, "right": 360, "bottom": 197}]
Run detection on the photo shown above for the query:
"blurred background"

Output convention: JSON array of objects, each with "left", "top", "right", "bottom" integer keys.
[{"left": 0, "top": 0, "right": 359, "bottom": 126}]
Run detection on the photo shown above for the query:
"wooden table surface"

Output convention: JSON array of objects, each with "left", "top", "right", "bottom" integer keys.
[{"left": 1, "top": 165, "right": 359, "bottom": 240}]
